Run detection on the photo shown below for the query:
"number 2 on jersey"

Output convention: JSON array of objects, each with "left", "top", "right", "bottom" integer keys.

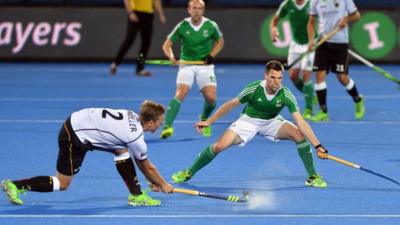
[{"left": 102, "top": 110, "right": 123, "bottom": 120}]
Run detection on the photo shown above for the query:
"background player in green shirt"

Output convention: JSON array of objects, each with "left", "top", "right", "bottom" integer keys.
[
  {"left": 172, "top": 60, "right": 328, "bottom": 188},
  {"left": 270, "top": 0, "right": 316, "bottom": 120},
  {"left": 160, "top": 0, "right": 224, "bottom": 139}
]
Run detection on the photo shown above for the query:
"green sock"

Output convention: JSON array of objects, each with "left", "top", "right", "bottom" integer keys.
[
  {"left": 296, "top": 139, "right": 317, "bottom": 176},
  {"left": 200, "top": 101, "right": 216, "bottom": 120},
  {"left": 303, "top": 81, "right": 314, "bottom": 110},
  {"left": 164, "top": 97, "right": 181, "bottom": 127},
  {"left": 293, "top": 79, "right": 304, "bottom": 93},
  {"left": 188, "top": 145, "right": 216, "bottom": 176}
]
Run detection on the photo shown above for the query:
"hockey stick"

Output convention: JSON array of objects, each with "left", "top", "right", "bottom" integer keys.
[
  {"left": 318, "top": 152, "right": 400, "bottom": 186},
  {"left": 285, "top": 26, "right": 342, "bottom": 70},
  {"left": 145, "top": 59, "right": 204, "bottom": 65},
  {"left": 348, "top": 49, "right": 400, "bottom": 85},
  {"left": 174, "top": 188, "right": 249, "bottom": 203}
]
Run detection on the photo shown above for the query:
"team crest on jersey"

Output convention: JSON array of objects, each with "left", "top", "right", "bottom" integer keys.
[
  {"left": 186, "top": 30, "right": 190, "bottom": 35},
  {"left": 276, "top": 99, "right": 282, "bottom": 107},
  {"left": 203, "top": 29, "right": 209, "bottom": 37}
]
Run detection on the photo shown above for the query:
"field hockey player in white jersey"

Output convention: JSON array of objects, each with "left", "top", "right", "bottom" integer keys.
[
  {"left": 307, "top": 0, "right": 365, "bottom": 122},
  {"left": 1, "top": 100, "right": 173, "bottom": 207}
]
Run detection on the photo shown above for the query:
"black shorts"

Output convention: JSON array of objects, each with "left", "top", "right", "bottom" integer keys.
[
  {"left": 313, "top": 42, "right": 349, "bottom": 74},
  {"left": 57, "top": 117, "right": 93, "bottom": 176}
]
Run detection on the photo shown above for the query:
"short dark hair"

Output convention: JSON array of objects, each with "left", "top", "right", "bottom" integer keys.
[
  {"left": 139, "top": 100, "right": 165, "bottom": 123},
  {"left": 265, "top": 60, "right": 284, "bottom": 73}
]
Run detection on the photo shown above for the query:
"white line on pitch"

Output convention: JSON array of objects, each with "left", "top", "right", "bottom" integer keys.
[{"left": 0, "top": 214, "right": 400, "bottom": 218}]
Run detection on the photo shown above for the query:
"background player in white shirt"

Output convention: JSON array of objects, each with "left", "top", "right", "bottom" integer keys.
[
  {"left": 307, "top": 0, "right": 365, "bottom": 122},
  {"left": 1, "top": 100, "right": 173, "bottom": 206}
]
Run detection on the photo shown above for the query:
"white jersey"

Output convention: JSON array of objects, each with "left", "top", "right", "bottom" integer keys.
[
  {"left": 309, "top": 0, "right": 357, "bottom": 43},
  {"left": 70, "top": 108, "right": 147, "bottom": 160}
]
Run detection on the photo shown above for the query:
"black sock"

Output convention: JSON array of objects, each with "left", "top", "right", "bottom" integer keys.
[
  {"left": 115, "top": 158, "right": 142, "bottom": 195},
  {"left": 13, "top": 176, "right": 54, "bottom": 192},
  {"left": 316, "top": 88, "right": 328, "bottom": 113},
  {"left": 347, "top": 85, "right": 361, "bottom": 102}
]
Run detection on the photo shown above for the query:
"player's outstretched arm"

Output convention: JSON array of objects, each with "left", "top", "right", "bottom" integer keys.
[
  {"left": 194, "top": 97, "right": 240, "bottom": 133},
  {"left": 292, "top": 112, "right": 328, "bottom": 158},
  {"left": 136, "top": 158, "right": 173, "bottom": 193}
]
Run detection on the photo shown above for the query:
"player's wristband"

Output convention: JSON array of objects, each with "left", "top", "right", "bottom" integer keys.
[{"left": 314, "top": 144, "right": 322, "bottom": 149}]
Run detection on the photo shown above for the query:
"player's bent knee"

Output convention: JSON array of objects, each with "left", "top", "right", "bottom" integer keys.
[
  {"left": 292, "top": 129, "right": 305, "bottom": 142},
  {"left": 211, "top": 142, "right": 226, "bottom": 153}
]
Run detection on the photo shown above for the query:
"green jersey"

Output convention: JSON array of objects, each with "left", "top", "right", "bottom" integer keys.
[
  {"left": 168, "top": 17, "right": 223, "bottom": 61},
  {"left": 276, "top": 0, "right": 312, "bottom": 44},
  {"left": 237, "top": 80, "right": 299, "bottom": 120}
]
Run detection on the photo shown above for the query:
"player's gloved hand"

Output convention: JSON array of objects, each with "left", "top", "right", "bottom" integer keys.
[
  {"left": 315, "top": 144, "right": 328, "bottom": 159},
  {"left": 203, "top": 55, "right": 214, "bottom": 65}
]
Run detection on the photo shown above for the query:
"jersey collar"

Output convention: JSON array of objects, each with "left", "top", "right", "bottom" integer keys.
[
  {"left": 184, "top": 17, "right": 208, "bottom": 32},
  {"left": 292, "top": 0, "right": 308, "bottom": 10},
  {"left": 260, "top": 80, "right": 282, "bottom": 101}
]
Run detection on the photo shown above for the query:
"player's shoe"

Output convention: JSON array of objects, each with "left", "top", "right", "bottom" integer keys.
[
  {"left": 198, "top": 115, "right": 211, "bottom": 137},
  {"left": 171, "top": 169, "right": 192, "bottom": 184},
  {"left": 355, "top": 96, "right": 365, "bottom": 120},
  {"left": 160, "top": 126, "right": 174, "bottom": 139},
  {"left": 302, "top": 108, "right": 313, "bottom": 120},
  {"left": 128, "top": 190, "right": 161, "bottom": 206},
  {"left": 310, "top": 111, "right": 330, "bottom": 122},
  {"left": 305, "top": 173, "right": 327, "bottom": 188},
  {"left": 201, "top": 126, "right": 212, "bottom": 137},
  {"left": 1, "top": 180, "right": 25, "bottom": 205}
]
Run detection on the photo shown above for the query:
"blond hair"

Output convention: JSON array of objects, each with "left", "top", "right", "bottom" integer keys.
[{"left": 139, "top": 100, "right": 165, "bottom": 123}]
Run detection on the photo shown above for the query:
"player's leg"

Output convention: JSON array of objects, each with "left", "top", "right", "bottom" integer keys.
[
  {"left": 287, "top": 43, "right": 304, "bottom": 92},
  {"left": 331, "top": 43, "right": 365, "bottom": 120},
  {"left": 171, "top": 129, "right": 242, "bottom": 183},
  {"left": 301, "top": 51, "right": 315, "bottom": 120},
  {"left": 136, "top": 12, "right": 154, "bottom": 76},
  {"left": 311, "top": 43, "right": 330, "bottom": 122},
  {"left": 275, "top": 120, "right": 327, "bottom": 188},
  {"left": 1, "top": 119, "right": 83, "bottom": 205},
  {"left": 161, "top": 66, "right": 194, "bottom": 139},
  {"left": 110, "top": 18, "right": 139, "bottom": 75},
  {"left": 198, "top": 65, "right": 217, "bottom": 137},
  {"left": 113, "top": 149, "right": 160, "bottom": 206}
]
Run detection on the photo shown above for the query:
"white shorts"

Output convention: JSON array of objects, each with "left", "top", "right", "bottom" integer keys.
[
  {"left": 176, "top": 65, "right": 217, "bottom": 90},
  {"left": 228, "top": 114, "right": 294, "bottom": 147},
  {"left": 287, "top": 42, "right": 315, "bottom": 71}
]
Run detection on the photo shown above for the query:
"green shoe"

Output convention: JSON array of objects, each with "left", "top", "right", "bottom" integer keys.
[
  {"left": 355, "top": 96, "right": 365, "bottom": 120},
  {"left": 305, "top": 173, "right": 327, "bottom": 188},
  {"left": 310, "top": 111, "right": 330, "bottom": 122},
  {"left": 199, "top": 115, "right": 212, "bottom": 137},
  {"left": 160, "top": 126, "right": 174, "bottom": 139},
  {"left": 171, "top": 169, "right": 192, "bottom": 184},
  {"left": 202, "top": 126, "right": 212, "bottom": 137},
  {"left": 128, "top": 190, "right": 161, "bottom": 206},
  {"left": 1, "top": 180, "right": 24, "bottom": 205},
  {"left": 302, "top": 108, "right": 312, "bottom": 120}
]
